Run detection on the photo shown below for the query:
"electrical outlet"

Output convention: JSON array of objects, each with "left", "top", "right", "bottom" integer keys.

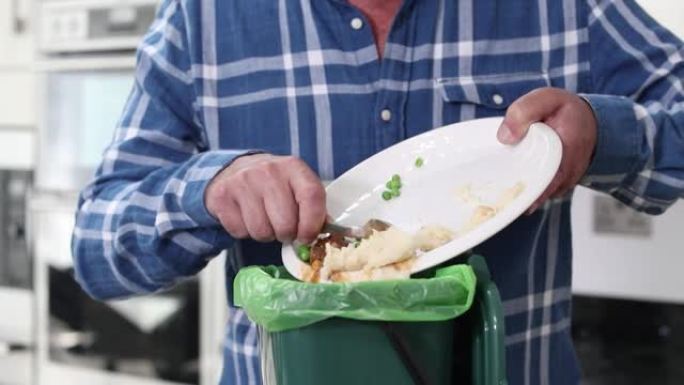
[{"left": 593, "top": 195, "right": 652, "bottom": 237}]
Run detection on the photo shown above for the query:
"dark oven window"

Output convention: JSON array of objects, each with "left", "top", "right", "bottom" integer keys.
[
  {"left": 573, "top": 295, "right": 684, "bottom": 384},
  {"left": 49, "top": 267, "right": 200, "bottom": 384}
]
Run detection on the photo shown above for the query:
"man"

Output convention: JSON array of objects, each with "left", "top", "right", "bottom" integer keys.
[{"left": 72, "top": 0, "right": 684, "bottom": 384}]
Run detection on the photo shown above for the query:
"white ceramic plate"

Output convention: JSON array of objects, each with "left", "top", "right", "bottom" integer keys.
[{"left": 282, "top": 117, "right": 562, "bottom": 280}]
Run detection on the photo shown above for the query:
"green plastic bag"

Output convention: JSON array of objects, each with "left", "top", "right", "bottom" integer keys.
[{"left": 233, "top": 264, "right": 477, "bottom": 332}]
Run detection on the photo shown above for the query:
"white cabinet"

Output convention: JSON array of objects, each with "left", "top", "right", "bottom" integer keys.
[
  {"left": 0, "top": 0, "right": 33, "bottom": 68},
  {"left": 572, "top": 187, "right": 684, "bottom": 304},
  {"left": 0, "top": 350, "right": 34, "bottom": 385},
  {"left": 0, "top": 0, "right": 35, "bottom": 125},
  {"left": 0, "top": 72, "right": 36, "bottom": 127},
  {"left": 0, "top": 0, "right": 36, "bottom": 170},
  {"left": 0, "top": 289, "right": 34, "bottom": 385}
]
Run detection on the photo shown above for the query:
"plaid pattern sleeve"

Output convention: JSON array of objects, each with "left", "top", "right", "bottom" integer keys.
[
  {"left": 71, "top": 0, "right": 246, "bottom": 300},
  {"left": 580, "top": 0, "right": 684, "bottom": 214}
]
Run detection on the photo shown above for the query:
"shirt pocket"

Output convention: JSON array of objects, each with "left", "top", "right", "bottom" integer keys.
[{"left": 435, "top": 72, "right": 551, "bottom": 110}]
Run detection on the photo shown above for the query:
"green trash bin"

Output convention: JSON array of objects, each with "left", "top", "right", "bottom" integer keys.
[{"left": 234, "top": 255, "right": 507, "bottom": 385}]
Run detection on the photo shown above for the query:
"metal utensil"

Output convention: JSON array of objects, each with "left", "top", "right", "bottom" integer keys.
[{"left": 321, "top": 218, "right": 391, "bottom": 239}]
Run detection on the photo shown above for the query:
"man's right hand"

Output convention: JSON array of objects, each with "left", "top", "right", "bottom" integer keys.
[{"left": 205, "top": 154, "right": 326, "bottom": 243}]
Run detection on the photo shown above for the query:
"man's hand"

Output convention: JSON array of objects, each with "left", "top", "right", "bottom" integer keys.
[
  {"left": 496, "top": 87, "right": 597, "bottom": 213},
  {"left": 205, "top": 154, "right": 326, "bottom": 243}
]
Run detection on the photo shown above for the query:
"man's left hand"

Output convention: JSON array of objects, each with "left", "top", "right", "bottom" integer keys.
[{"left": 496, "top": 87, "right": 597, "bottom": 213}]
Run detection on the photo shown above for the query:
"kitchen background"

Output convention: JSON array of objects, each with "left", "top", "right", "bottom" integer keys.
[{"left": 0, "top": 1, "right": 682, "bottom": 384}]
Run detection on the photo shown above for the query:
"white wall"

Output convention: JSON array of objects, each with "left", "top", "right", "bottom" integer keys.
[
  {"left": 571, "top": 1, "right": 684, "bottom": 303},
  {"left": 637, "top": 0, "right": 684, "bottom": 38},
  {"left": 572, "top": 188, "right": 684, "bottom": 303}
]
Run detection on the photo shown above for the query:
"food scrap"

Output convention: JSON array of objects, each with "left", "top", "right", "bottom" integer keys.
[
  {"left": 300, "top": 224, "right": 454, "bottom": 283},
  {"left": 380, "top": 157, "right": 424, "bottom": 201},
  {"left": 381, "top": 174, "right": 402, "bottom": 201},
  {"left": 414, "top": 225, "right": 455, "bottom": 251},
  {"left": 296, "top": 244, "right": 311, "bottom": 262},
  {"left": 455, "top": 182, "right": 526, "bottom": 234}
]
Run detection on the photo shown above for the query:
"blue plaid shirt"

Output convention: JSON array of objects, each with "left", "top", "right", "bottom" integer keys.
[{"left": 72, "top": 0, "right": 684, "bottom": 384}]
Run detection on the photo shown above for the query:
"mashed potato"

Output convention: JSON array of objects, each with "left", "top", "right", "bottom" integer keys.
[
  {"left": 415, "top": 225, "right": 455, "bottom": 251},
  {"left": 455, "top": 182, "right": 526, "bottom": 234},
  {"left": 315, "top": 225, "right": 454, "bottom": 283}
]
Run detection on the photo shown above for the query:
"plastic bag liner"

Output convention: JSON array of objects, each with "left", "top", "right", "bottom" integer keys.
[{"left": 233, "top": 264, "right": 477, "bottom": 332}]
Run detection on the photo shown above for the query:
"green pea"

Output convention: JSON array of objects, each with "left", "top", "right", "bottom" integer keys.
[
  {"left": 382, "top": 191, "right": 393, "bottom": 201},
  {"left": 391, "top": 174, "right": 401, "bottom": 183},
  {"left": 297, "top": 245, "right": 311, "bottom": 262},
  {"left": 389, "top": 178, "right": 402, "bottom": 190},
  {"left": 391, "top": 189, "right": 401, "bottom": 198},
  {"left": 415, "top": 157, "right": 424, "bottom": 168}
]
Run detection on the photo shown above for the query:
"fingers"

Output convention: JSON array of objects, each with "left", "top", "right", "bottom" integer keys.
[
  {"left": 207, "top": 154, "right": 326, "bottom": 244},
  {"left": 238, "top": 192, "right": 275, "bottom": 242},
  {"left": 216, "top": 197, "right": 249, "bottom": 239},
  {"left": 498, "top": 87, "right": 568, "bottom": 144},
  {"left": 527, "top": 167, "right": 578, "bottom": 214},
  {"left": 289, "top": 160, "right": 327, "bottom": 243},
  {"left": 262, "top": 176, "right": 299, "bottom": 243},
  {"left": 527, "top": 172, "right": 564, "bottom": 214},
  {"left": 497, "top": 89, "right": 597, "bottom": 215}
]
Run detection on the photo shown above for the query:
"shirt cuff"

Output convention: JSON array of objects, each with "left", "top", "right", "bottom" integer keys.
[
  {"left": 181, "top": 149, "right": 262, "bottom": 227},
  {"left": 578, "top": 94, "right": 642, "bottom": 186}
]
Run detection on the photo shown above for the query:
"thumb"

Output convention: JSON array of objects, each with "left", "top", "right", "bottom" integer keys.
[{"left": 497, "top": 87, "right": 565, "bottom": 145}]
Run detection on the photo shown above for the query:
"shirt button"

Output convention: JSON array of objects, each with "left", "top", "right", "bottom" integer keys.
[
  {"left": 350, "top": 17, "right": 363, "bottom": 30},
  {"left": 380, "top": 108, "right": 392, "bottom": 122},
  {"left": 492, "top": 93, "right": 504, "bottom": 105}
]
